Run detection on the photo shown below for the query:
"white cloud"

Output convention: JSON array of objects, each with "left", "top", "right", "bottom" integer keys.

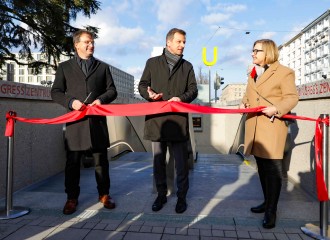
[
  {"left": 74, "top": 5, "right": 144, "bottom": 46},
  {"left": 205, "top": 3, "right": 247, "bottom": 13},
  {"left": 126, "top": 66, "right": 144, "bottom": 79},
  {"left": 98, "top": 25, "right": 144, "bottom": 46},
  {"left": 222, "top": 4, "right": 247, "bottom": 13},
  {"left": 260, "top": 32, "right": 277, "bottom": 39},
  {"left": 201, "top": 13, "right": 231, "bottom": 25},
  {"left": 155, "top": 0, "right": 193, "bottom": 28}
]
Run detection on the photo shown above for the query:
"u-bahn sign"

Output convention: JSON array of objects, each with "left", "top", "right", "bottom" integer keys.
[
  {"left": 0, "top": 81, "right": 51, "bottom": 100},
  {"left": 297, "top": 78, "right": 330, "bottom": 100}
]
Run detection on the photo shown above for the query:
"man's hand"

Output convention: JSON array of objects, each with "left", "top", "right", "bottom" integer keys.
[
  {"left": 90, "top": 99, "right": 101, "bottom": 106},
  {"left": 72, "top": 99, "right": 85, "bottom": 111},
  {"left": 168, "top": 97, "right": 181, "bottom": 102},
  {"left": 147, "top": 86, "right": 163, "bottom": 101}
]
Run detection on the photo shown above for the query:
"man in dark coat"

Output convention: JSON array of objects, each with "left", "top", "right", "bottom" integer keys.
[
  {"left": 138, "top": 28, "right": 198, "bottom": 214},
  {"left": 51, "top": 29, "right": 117, "bottom": 215}
]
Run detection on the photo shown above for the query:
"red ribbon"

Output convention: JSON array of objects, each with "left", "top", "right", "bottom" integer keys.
[{"left": 4, "top": 101, "right": 330, "bottom": 201}]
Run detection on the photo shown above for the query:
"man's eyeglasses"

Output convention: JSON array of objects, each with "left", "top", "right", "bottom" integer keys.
[
  {"left": 80, "top": 41, "right": 95, "bottom": 46},
  {"left": 252, "top": 49, "right": 263, "bottom": 54}
]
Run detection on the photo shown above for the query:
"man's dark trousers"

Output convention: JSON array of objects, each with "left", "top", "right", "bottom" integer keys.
[{"left": 152, "top": 141, "right": 189, "bottom": 198}]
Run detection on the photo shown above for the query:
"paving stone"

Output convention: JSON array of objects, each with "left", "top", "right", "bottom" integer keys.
[
  {"left": 163, "top": 227, "right": 176, "bottom": 234},
  {"left": 140, "top": 225, "right": 152, "bottom": 233},
  {"left": 84, "top": 230, "right": 125, "bottom": 240},
  {"left": 152, "top": 226, "right": 164, "bottom": 233},
  {"left": 162, "top": 234, "right": 198, "bottom": 240},
  {"left": 287, "top": 233, "right": 304, "bottom": 240},
  {"left": 237, "top": 230, "right": 250, "bottom": 238},
  {"left": 274, "top": 232, "right": 290, "bottom": 240},
  {"left": 2, "top": 225, "right": 56, "bottom": 240},
  {"left": 212, "top": 229, "right": 224, "bottom": 237},
  {"left": 200, "top": 229, "right": 212, "bottom": 236},
  {"left": 224, "top": 230, "right": 238, "bottom": 238},
  {"left": 188, "top": 228, "right": 199, "bottom": 236},
  {"left": 123, "top": 232, "right": 161, "bottom": 240},
  {"left": 105, "top": 223, "right": 120, "bottom": 231},
  {"left": 176, "top": 226, "right": 188, "bottom": 235},
  {"left": 93, "top": 222, "right": 107, "bottom": 230},
  {"left": 249, "top": 231, "right": 264, "bottom": 239},
  {"left": 82, "top": 222, "right": 97, "bottom": 229},
  {"left": 127, "top": 224, "right": 141, "bottom": 232},
  {"left": 261, "top": 232, "right": 276, "bottom": 239}
]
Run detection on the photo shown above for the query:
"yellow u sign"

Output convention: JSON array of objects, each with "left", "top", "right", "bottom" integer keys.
[{"left": 202, "top": 47, "right": 218, "bottom": 66}]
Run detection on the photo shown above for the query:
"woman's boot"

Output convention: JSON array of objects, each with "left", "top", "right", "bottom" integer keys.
[
  {"left": 251, "top": 158, "right": 267, "bottom": 213},
  {"left": 263, "top": 170, "right": 282, "bottom": 229}
]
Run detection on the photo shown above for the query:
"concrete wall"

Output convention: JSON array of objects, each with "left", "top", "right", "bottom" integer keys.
[
  {"left": 0, "top": 98, "right": 67, "bottom": 198},
  {"left": 286, "top": 99, "right": 330, "bottom": 198}
]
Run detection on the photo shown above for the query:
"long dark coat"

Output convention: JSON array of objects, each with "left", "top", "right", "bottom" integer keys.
[
  {"left": 242, "top": 61, "right": 299, "bottom": 159},
  {"left": 51, "top": 58, "right": 117, "bottom": 151},
  {"left": 138, "top": 50, "right": 198, "bottom": 142}
]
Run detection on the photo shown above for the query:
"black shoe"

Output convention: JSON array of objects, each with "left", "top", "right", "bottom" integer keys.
[
  {"left": 152, "top": 195, "right": 167, "bottom": 212},
  {"left": 263, "top": 211, "right": 276, "bottom": 229},
  {"left": 251, "top": 202, "right": 266, "bottom": 213},
  {"left": 175, "top": 198, "right": 187, "bottom": 214}
]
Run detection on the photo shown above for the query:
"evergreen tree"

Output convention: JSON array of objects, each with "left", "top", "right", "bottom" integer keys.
[{"left": 0, "top": 0, "right": 100, "bottom": 72}]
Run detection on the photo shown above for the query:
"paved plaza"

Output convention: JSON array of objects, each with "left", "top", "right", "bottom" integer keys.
[{"left": 0, "top": 152, "right": 323, "bottom": 239}]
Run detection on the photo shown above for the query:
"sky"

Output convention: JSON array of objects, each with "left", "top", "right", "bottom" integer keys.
[{"left": 73, "top": 0, "right": 330, "bottom": 87}]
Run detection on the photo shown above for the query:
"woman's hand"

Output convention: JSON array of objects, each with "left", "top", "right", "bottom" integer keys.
[{"left": 262, "top": 106, "right": 278, "bottom": 119}]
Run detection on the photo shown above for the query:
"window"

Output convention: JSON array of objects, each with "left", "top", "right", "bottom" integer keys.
[
  {"left": 28, "top": 68, "right": 34, "bottom": 75},
  {"left": 46, "top": 68, "right": 52, "bottom": 74}
]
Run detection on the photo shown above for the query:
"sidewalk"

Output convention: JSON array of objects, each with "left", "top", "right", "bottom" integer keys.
[{"left": 0, "top": 153, "right": 320, "bottom": 240}]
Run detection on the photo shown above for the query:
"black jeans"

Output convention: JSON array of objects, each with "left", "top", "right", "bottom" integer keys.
[
  {"left": 152, "top": 141, "right": 189, "bottom": 199},
  {"left": 65, "top": 149, "right": 110, "bottom": 199}
]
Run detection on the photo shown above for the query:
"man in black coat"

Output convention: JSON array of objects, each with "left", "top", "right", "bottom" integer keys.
[
  {"left": 51, "top": 29, "right": 117, "bottom": 215},
  {"left": 139, "top": 28, "right": 198, "bottom": 214}
]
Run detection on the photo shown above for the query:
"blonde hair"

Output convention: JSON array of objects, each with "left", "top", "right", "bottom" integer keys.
[{"left": 253, "top": 39, "right": 279, "bottom": 64}]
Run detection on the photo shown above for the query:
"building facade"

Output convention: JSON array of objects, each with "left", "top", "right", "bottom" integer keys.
[
  {"left": 0, "top": 52, "right": 137, "bottom": 103},
  {"left": 220, "top": 83, "right": 246, "bottom": 106},
  {"left": 0, "top": 53, "right": 70, "bottom": 86},
  {"left": 279, "top": 9, "right": 330, "bottom": 85}
]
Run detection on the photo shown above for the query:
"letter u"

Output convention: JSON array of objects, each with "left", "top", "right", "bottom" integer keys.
[{"left": 202, "top": 47, "right": 218, "bottom": 66}]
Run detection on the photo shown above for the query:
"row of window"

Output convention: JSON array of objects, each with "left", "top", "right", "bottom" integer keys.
[{"left": 305, "top": 16, "right": 329, "bottom": 39}]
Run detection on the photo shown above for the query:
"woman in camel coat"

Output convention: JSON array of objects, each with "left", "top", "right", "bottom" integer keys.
[{"left": 240, "top": 39, "right": 299, "bottom": 229}]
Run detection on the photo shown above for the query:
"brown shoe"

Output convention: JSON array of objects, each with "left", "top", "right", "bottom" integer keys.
[
  {"left": 63, "top": 199, "right": 78, "bottom": 215},
  {"left": 99, "top": 195, "right": 116, "bottom": 209}
]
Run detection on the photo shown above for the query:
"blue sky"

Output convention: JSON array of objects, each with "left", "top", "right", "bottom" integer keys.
[{"left": 73, "top": 0, "right": 330, "bottom": 86}]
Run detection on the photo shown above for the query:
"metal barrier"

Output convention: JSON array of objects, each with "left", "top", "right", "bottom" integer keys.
[
  {"left": 301, "top": 114, "right": 330, "bottom": 240},
  {"left": 0, "top": 111, "right": 30, "bottom": 219}
]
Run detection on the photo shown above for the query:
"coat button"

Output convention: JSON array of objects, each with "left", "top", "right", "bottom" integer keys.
[{"left": 256, "top": 98, "right": 259, "bottom": 101}]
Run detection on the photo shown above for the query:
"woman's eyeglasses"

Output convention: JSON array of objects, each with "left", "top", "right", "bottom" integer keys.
[{"left": 252, "top": 49, "right": 264, "bottom": 54}]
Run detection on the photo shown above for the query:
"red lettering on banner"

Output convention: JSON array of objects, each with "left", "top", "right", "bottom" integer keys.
[{"left": 0, "top": 82, "right": 51, "bottom": 100}]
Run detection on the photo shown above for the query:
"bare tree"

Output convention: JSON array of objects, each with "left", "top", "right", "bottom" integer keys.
[{"left": 196, "top": 66, "right": 209, "bottom": 84}]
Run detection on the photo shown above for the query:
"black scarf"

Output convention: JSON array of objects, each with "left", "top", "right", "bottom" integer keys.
[
  {"left": 164, "top": 48, "right": 181, "bottom": 73},
  {"left": 74, "top": 53, "right": 94, "bottom": 76}
]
